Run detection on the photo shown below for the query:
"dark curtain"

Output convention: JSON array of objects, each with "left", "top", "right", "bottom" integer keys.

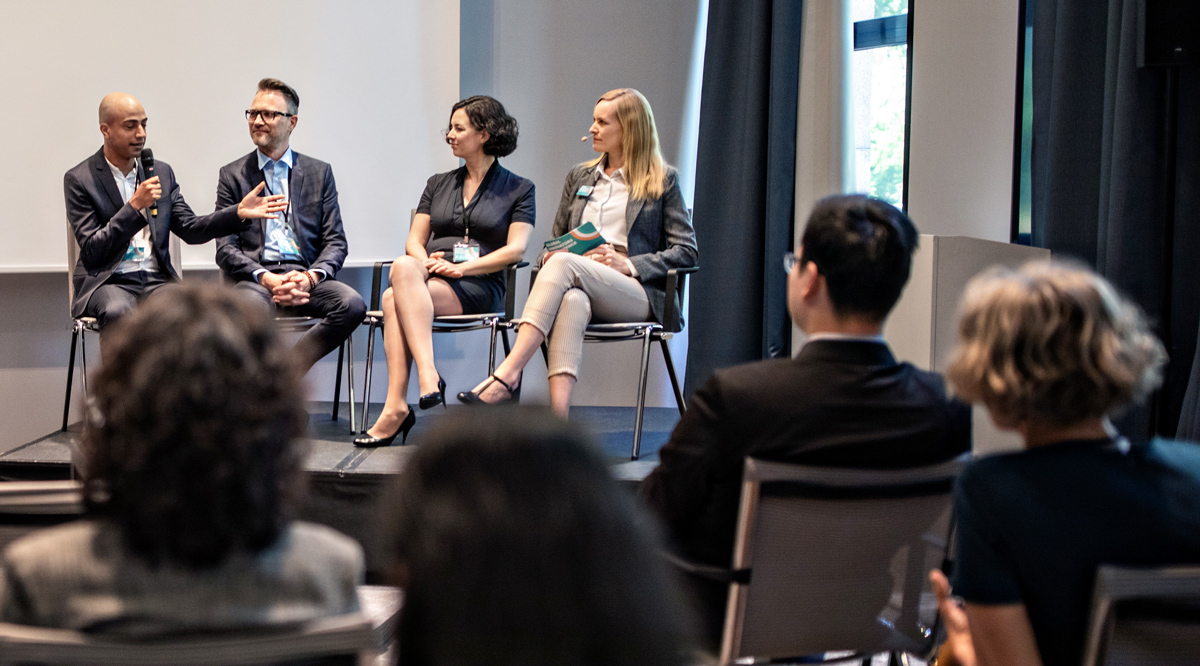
[
  {"left": 683, "top": 0, "right": 803, "bottom": 397},
  {"left": 1033, "top": 0, "right": 1200, "bottom": 440}
]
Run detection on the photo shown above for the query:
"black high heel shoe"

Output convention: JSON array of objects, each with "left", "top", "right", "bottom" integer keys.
[
  {"left": 457, "top": 374, "right": 521, "bottom": 405},
  {"left": 353, "top": 409, "right": 416, "bottom": 447},
  {"left": 418, "top": 376, "right": 447, "bottom": 410}
]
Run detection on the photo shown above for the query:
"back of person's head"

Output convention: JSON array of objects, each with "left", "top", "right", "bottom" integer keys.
[
  {"left": 387, "top": 408, "right": 695, "bottom": 666},
  {"left": 947, "top": 260, "right": 1166, "bottom": 427},
  {"left": 799, "top": 194, "right": 919, "bottom": 322},
  {"left": 83, "top": 282, "right": 308, "bottom": 569}
]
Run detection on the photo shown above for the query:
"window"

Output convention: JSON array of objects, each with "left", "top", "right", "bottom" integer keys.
[{"left": 851, "top": 0, "right": 910, "bottom": 209}]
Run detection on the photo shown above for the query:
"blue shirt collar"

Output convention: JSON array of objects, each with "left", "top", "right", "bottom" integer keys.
[{"left": 256, "top": 147, "right": 294, "bottom": 170}]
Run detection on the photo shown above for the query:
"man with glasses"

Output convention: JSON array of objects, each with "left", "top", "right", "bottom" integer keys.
[
  {"left": 215, "top": 78, "right": 365, "bottom": 371},
  {"left": 65, "top": 92, "right": 286, "bottom": 334},
  {"left": 641, "top": 194, "right": 972, "bottom": 648}
]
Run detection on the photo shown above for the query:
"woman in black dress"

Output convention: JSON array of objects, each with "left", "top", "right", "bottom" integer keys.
[{"left": 355, "top": 96, "right": 534, "bottom": 446}]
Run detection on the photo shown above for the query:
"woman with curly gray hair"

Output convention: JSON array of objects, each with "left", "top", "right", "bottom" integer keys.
[
  {"left": 0, "top": 283, "right": 363, "bottom": 635},
  {"left": 928, "top": 260, "right": 1200, "bottom": 666}
]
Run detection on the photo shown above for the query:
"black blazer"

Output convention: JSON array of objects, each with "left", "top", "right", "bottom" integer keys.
[
  {"left": 551, "top": 162, "right": 698, "bottom": 332},
  {"left": 214, "top": 151, "right": 348, "bottom": 282},
  {"left": 641, "top": 340, "right": 972, "bottom": 568},
  {"left": 64, "top": 148, "right": 244, "bottom": 317}
]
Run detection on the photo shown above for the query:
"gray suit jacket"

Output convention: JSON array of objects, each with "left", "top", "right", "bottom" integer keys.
[
  {"left": 64, "top": 148, "right": 244, "bottom": 317},
  {"left": 214, "top": 151, "right": 349, "bottom": 282},
  {"left": 0, "top": 520, "right": 363, "bottom": 635},
  {"left": 552, "top": 163, "right": 698, "bottom": 331}
]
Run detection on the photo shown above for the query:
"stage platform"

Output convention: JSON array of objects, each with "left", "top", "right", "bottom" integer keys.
[{"left": 0, "top": 403, "right": 679, "bottom": 579}]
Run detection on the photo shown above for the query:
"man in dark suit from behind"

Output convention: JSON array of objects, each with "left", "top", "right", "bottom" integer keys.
[
  {"left": 64, "top": 92, "right": 286, "bottom": 334},
  {"left": 215, "top": 78, "right": 366, "bottom": 371},
  {"left": 641, "top": 194, "right": 972, "bottom": 646}
]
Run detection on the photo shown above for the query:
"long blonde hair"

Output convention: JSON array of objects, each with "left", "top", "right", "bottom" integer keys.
[{"left": 588, "top": 88, "right": 667, "bottom": 200}]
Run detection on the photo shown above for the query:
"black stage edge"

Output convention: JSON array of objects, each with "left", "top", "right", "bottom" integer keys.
[{"left": 0, "top": 402, "right": 678, "bottom": 578}]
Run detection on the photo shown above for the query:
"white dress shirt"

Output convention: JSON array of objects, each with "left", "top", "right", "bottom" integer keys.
[{"left": 108, "top": 158, "right": 160, "bottom": 276}]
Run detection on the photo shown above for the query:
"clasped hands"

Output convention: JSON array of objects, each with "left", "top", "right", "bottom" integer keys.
[
  {"left": 260, "top": 270, "right": 317, "bottom": 307},
  {"left": 424, "top": 252, "right": 464, "bottom": 279},
  {"left": 583, "top": 243, "right": 631, "bottom": 275}
]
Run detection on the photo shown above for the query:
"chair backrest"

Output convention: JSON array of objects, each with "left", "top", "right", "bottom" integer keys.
[
  {"left": 0, "top": 480, "right": 85, "bottom": 555},
  {"left": 65, "top": 221, "right": 183, "bottom": 313},
  {"left": 1081, "top": 565, "right": 1200, "bottom": 666},
  {"left": 719, "top": 454, "right": 968, "bottom": 665},
  {"left": 0, "top": 613, "right": 375, "bottom": 666}
]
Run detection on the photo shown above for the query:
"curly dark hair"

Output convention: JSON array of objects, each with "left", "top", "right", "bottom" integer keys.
[
  {"left": 447, "top": 95, "right": 519, "bottom": 157},
  {"left": 82, "top": 282, "right": 309, "bottom": 569},
  {"left": 386, "top": 408, "right": 696, "bottom": 666}
]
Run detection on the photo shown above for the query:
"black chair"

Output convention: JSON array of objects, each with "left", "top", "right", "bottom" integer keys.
[
  {"left": 273, "top": 315, "right": 356, "bottom": 434},
  {"left": 61, "top": 226, "right": 181, "bottom": 432},
  {"left": 358, "top": 260, "right": 528, "bottom": 433},
  {"left": 670, "top": 454, "right": 967, "bottom": 665},
  {"left": 1081, "top": 565, "right": 1200, "bottom": 666},
  {"left": 532, "top": 264, "right": 697, "bottom": 460}
]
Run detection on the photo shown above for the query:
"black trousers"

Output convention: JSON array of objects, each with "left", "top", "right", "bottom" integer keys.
[
  {"left": 83, "top": 271, "right": 170, "bottom": 330},
  {"left": 235, "top": 265, "right": 366, "bottom": 371}
]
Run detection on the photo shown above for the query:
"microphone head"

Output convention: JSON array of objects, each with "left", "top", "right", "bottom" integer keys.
[{"left": 140, "top": 148, "right": 155, "bottom": 173}]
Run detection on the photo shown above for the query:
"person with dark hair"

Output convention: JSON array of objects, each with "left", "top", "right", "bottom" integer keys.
[
  {"left": 457, "top": 88, "right": 698, "bottom": 416},
  {"left": 385, "top": 407, "right": 696, "bottom": 665},
  {"left": 215, "top": 78, "right": 367, "bottom": 372},
  {"left": 65, "top": 92, "right": 286, "bottom": 334},
  {"left": 355, "top": 96, "right": 534, "bottom": 446},
  {"left": 0, "top": 282, "right": 363, "bottom": 634},
  {"left": 641, "top": 194, "right": 971, "bottom": 647},
  {"left": 927, "top": 261, "right": 1200, "bottom": 666}
]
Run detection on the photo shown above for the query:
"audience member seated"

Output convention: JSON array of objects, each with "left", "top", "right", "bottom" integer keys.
[
  {"left": 640, "top": 194, "right": 972, "bottom": 647},
  {"left": 929, "top": 260, "right": 1200, "bottom": 666},
  {"left": 0, "top": 283, "right": 364, "bottom": 635},
  {"left": 383, "top": 408, "right": 697, "bottom": 666}
]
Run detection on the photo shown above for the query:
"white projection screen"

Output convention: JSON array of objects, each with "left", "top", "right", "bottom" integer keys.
[{"left": 0, "top": 1, "right": 459, "bottom": 271}]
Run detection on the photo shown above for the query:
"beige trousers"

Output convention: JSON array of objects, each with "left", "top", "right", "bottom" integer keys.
[{"left": 520, "top": 253, "right": 652, "bottom": 378}]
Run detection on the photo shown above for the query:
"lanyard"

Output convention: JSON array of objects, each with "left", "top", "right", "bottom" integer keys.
[{"left": 461, "top": 160, "right": 497, "bottom": 242}]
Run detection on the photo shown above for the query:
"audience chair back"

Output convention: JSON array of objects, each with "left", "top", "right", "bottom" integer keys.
[
  {"left": 0, "top": 480, "right": 84, "bottom": 557},
  {"left": 0, "top": 613, "right": 375, "bottom": 666},
  {"left": 1081, "top": 565, "right": 1200, "bottom": 666},
  {"left": 718, "top": 455, "right": 968, "bottom": 665}
]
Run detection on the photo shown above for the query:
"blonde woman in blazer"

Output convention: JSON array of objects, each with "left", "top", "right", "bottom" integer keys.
[{"left": 458, "top": 88, "right": 698, "bottom": 415}]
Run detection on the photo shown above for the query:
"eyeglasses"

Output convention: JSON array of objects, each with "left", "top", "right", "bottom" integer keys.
[
  {"left": 245, "top": 109, "right": 294, "bottom": 122},
  {"left": 783, "top": 251, "right": 797, "bottom": 274}
]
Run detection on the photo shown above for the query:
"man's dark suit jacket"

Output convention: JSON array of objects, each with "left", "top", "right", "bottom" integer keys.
[
  {"left": 214, "top": 151, "right": 348, "bottom": 281},
  {"left": 642, "top": 339, "right": 972, "bottom": 570},
  {"left": 64, "top": 148, "right": 244, "bottom": 317}
]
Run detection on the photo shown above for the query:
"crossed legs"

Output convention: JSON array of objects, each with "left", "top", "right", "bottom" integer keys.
[
  {"left": 466, "top": 253, "right": 650, "bottom": 417},
  {"left": 364, "top": 256, "right": 462, "bottom": 439}
]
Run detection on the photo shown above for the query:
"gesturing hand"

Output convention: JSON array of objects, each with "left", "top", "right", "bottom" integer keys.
[
  {"left": 930, "top": 569, "right": 975, "bottom": 666},
  {"left": 238, "top": 182, "right": 289, "bottom": 219},
  {"left": 129, "top": 176, "right": 162, "bottom": 210}
]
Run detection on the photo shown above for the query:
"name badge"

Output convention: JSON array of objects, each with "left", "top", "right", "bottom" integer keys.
[
  {"left": 453, "top": 240, "right": 481, "bottom": 263},
  {"left": 576, "top": 185, "right": 593, "bottom": 197}
]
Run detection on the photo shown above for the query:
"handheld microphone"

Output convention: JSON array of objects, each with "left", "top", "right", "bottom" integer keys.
[{"left": 140, "top": 148, "right": 158, "bottom": 217}]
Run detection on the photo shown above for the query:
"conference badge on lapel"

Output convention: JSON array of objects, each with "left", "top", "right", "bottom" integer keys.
[{"left": 576, "top": 185, "right": 593, "bottom": 197}]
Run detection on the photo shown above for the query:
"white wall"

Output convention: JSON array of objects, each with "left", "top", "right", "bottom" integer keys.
[{"left": 906, "top": 0, "right": 1021, "bottom": 241}]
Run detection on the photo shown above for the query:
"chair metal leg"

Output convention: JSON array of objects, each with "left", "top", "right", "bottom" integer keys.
[
  {"left": 79, "top": 328, "right": 89, "bottom": 396},
  {"left": 631, "top": 326, "right": 654, "bottom": 461},
  {"left": 332, "top": 343, "right": 344, "bottom": 421},
  {"left": 346, "top": 333, "right": 356, "bottom": 435},
  {"left": 361, "top": 320, "right": 378, "bottom": 434},
  {"left": 660, "top": 338, "right": 686, "bottom": 415},
  {"left": 62, "top": 325, "right": 80, "bottom": 431},
  {"left": 501, "top": 325, "right": 512, "bottom": 356},
  {"left": 487, "top": 318, "right": 499, "bottom": 375}
]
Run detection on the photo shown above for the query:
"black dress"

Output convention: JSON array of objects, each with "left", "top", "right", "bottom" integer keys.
[{"left": 417, "top": 160, "right": 535, "bottom": 313}]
